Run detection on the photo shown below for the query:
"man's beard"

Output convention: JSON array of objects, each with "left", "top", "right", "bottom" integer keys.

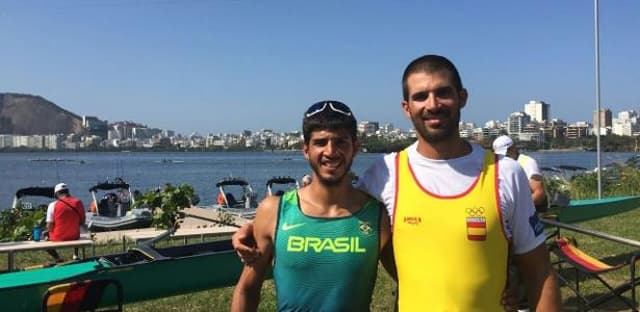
[
  {"left": 309, "top": 157, "right": 354, "bottom": 187},
  {"left": 411, "top": 108, "right": 461, "bottom": 143}
]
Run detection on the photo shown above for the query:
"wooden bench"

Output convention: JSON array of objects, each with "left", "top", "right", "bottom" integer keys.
[
  {"left": 0, "top": 239, "right": 94, "bottom": 271},
  {"left": 122, "top": 226, "right": 237, "bottom": 250}
]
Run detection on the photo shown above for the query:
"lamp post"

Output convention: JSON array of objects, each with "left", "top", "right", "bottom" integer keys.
[{"left": 594, "top": 0, "right": 602, "bottom": 199}]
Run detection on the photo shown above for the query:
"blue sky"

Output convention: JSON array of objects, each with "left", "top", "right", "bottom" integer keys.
[{"left": 1, "top": 0, "right": 638, "bottom": 134}]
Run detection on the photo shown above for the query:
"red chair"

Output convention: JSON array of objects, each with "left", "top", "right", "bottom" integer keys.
[{"left": 550, "top": 236, "right": 640, "bottom": 311}]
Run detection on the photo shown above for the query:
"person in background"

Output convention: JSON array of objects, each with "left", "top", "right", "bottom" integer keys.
[
  {"left": 217, "top": 192, "right": 226, "bottom": 206},
  {"left": 46, "top": 183, "right": 86, "bottom": 262},
  {"left": 242, "top": 187, "right": 257, "bottom": 208},
  {"left": 493, "top": 135, "right": 548, "bottom": 212},
  {"left": 301, "top": 174, "right": 312, "bottom": 187},
  {"left": 231, "top": 100, "right": 393, "bottom": 311}
]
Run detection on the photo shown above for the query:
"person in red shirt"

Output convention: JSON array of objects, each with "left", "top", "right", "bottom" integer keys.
[{"left": 45, "top": 183, "right": 86, "bottom": 262}]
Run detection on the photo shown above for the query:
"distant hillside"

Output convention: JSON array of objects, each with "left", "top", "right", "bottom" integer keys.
[{"left": 0, "top": 93, "right": 83, "bottom": 135}]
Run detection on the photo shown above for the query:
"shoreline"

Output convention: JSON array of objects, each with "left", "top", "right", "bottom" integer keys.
[{"left": 537, "top": 148, "right": 590, "bottom": 152}]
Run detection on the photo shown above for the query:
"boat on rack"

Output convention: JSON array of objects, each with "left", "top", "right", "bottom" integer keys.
[
  {"left": 0, "top": 228, "right": 243, "bottom": 311},
  {"left": 542, "top": 165, "right": 640, "bottom": 223},
  {"left": 86, "top": 178, "right": 152, "bottom": 232},
  {"left": 265, "top": 176, "right": 299, "bottom": 196},
  {"left": 212, "top": 178, "right": 257, "bottom": 219},
  {"left": 549, "top": 196, "right": 640, "bottom": 223}
]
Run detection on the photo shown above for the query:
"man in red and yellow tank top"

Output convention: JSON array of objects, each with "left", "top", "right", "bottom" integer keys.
[
  {"left": 46, "top": 183, "right": 86, "bottom": 262},
  {"left": 358, "top": 55, "right": 561, "bottom": 311}
]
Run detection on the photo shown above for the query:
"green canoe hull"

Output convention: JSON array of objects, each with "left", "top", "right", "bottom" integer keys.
[
  {"left": 557, "top": 195, "right": 640, "bottom": 223},
  {"left": 0, "top": 240, "right": 243, "bottom": 311}
]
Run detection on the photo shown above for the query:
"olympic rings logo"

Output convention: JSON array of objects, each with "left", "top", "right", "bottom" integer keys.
[{"left": 465, "top": 207, "right": 485, "bottom": 216}]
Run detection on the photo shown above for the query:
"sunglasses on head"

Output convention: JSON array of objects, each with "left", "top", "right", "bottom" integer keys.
[{"left": 305, "top": 101, "right": 353, "bottom": 118}]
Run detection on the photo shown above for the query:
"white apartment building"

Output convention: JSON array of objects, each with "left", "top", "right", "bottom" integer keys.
[
  {"left": 43, "top": 135, "right": 61, "bottom": 150},
  {"left": 380, "top": 123, "right": 395, "bottom": 134},
  {"left": 358, "top": 121, "right": 379, "bottom": 135},
  {"left": 507, "top": 111, "right": 531, "bottom": 135},
  {"left": 459, "top": 121, "right": 475, "bottom": 130},
  {"left": 524, "top": 100, "right": 550, "bottom": 123},
  {"left": 484, "top": 120, "right": 501, "bottom": 129},
  {"left": 612, "top": 121, "right": 634, "bottom": 136},
  {"left": 0, "top": 135, "right": 13, "bottom": 148},
  {"left": 612, "top": 111, "right": 637, "bottom": 136},
  {"left": 12, "top": 135, "right": 44, "bottom": 148},
  {"left": 459, "top": 129, "right": 472, "bottom": 139}
]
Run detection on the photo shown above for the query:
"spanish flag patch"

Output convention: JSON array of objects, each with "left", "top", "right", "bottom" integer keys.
[{"left": 466, "top": 217, "right": 487, "bottom": 241}]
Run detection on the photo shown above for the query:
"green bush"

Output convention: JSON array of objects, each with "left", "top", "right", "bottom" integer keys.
[
  {"left": 0, "top": 207, "right": 46, "bottom": 242},
  {"left": 565, "top": 165, "right": 640, "bottom": 200},
  {"left": 134, "top": 184, "right": 196, "bottom": 229}
]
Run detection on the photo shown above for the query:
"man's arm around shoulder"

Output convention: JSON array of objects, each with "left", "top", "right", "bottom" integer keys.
[
  {"left": 514, "top": 243, "right": 562, "bottom": 311},
  {"left": 231, "top": 196, "right": 278, "bottom": 312}
]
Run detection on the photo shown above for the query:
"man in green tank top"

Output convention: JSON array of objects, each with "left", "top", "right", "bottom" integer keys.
[{"left": 231, "top": 100, "right": 394, "bottom": 312}]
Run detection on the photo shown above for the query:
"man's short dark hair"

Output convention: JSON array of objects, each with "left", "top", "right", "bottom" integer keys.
[
  {"left": 302, "top": 100, "right": 357, "bottom": 143},
  {"left": 402, "top": 54, "right": 463, "bottom": 101}
]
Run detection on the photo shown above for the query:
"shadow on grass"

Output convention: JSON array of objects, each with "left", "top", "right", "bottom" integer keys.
[{"left": 561, "top": 292, "right": 637, "bottom": 311}]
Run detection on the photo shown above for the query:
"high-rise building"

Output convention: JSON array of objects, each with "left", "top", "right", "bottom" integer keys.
[
  {"left": 358, "top": 121, "right": 379, "bottom": 135},
  {"left": 566, "top": 122, "right": 590, "bottom": 139},
  {"left": 524, "top": 100, "right": 550, "bottom": 122},
  {"left": 82, "top": 116, "right": 109, "bottom": 139},
  {"left": 541, "top": 119, "right": 567, "bottom": 139},
  {"left": 507, "top": 111, "right": 531, "bottom": 135},
  {"left": 612, "top": 110, "right": 638, "bottom": 136},
  {"left": 592, "top": 109, "right": 612, "bottom": 128},
  {"left": 380, "top": 123, "right": 395, "bottom": 134}
]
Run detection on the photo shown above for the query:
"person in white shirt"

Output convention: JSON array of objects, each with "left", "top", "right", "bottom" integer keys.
[{"left": 493, "top": 135, "right": 547, "bottom": 211}]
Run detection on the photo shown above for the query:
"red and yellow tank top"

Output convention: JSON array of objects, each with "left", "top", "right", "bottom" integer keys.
[{"left": 392, "top": 149, "right": 509, "bottom": 311}]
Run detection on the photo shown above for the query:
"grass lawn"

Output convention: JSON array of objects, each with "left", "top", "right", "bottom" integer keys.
[
  {"left": 2, "top": 209, "right": 640, "bottom": 311},
  {"left": 547, "top": 208, "right": 640, "bottom": 311}
]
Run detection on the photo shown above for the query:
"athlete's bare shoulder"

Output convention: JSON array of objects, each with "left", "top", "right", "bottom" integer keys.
[
  {"left": 350, "top": 188, "right": 381, "bottom": 208},
  {"left": 256, "top": 195, "right": 279, "bottom": 217}
]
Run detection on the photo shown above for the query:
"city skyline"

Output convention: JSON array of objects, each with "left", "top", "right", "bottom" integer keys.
[
  {"left": 3, "top": 98, "right": 640, "bottom": 151},
  {"left": 90, "top": 101, "right": 640, "bottom": 136},
  {"left": 1, "top": 1, "right": 639, "bottom": 134}
]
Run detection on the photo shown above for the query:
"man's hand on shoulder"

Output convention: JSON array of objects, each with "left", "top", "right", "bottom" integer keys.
[
  {"left": 232, "top": 196, "right": 279, "bottom": 264},
  {"left": 232, "top": 223, "right": 259, "bottom": 264}
]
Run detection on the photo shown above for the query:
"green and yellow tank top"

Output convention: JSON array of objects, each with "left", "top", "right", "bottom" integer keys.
[
  {"left": 273, "top": 190, "right": 381, "bottom": 312},
  {"left": 392, "top": 150, "right": 509, "bottom": 311}
]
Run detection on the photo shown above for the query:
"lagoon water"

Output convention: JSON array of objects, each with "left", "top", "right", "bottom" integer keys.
[{"left": 0, "top": 150, "right": 636, "bottom": 209}]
